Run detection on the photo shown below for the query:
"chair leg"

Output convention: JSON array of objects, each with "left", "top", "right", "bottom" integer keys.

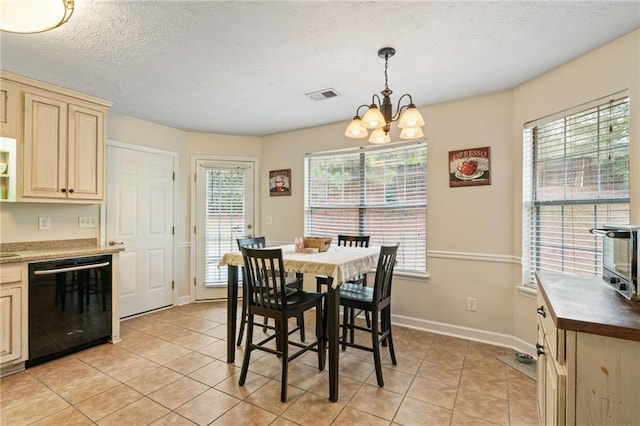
[
  {"left": 280, "top": 317, "right": 289, "bottom": 402},
  {"left": 297, "top": 313, "right": 306, "bottom": 342},
  {"left": 236, "top": 293, "right": 248, "bottom": 346},
  {"left": 316, "top": 300, "right": 326, "bottom": 371},
  {"left": 341, "top": 306, "right": 348, "bottom": 351},
  {"left": 238, "top": 312, "right": 254, "bottom": 386},
  {"left": 371, "top": 309, "right": 384, "bottom": 387},
  {"left": 385, "top": 307, "right": 397, "bottom": 365},
  {"left": 349, "top": 307, "right": 356, "bottom": 344}
]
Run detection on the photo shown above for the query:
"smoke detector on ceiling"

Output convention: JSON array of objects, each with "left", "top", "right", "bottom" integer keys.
[{"left": 305, "top": 88, "right": 340, "bottom": 101}]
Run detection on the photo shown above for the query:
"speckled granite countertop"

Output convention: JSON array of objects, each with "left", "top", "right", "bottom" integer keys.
[{"left": 0, "top": 238, "right": 124, "bottom": 264}]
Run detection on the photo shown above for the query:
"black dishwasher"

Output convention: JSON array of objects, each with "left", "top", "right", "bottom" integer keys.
[{"left": 27, "top": 255, "right": 112, "bottom": 367}]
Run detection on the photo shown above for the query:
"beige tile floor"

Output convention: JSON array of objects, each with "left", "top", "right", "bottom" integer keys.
[{"left": 0, "top": 301, "right": 539, "bottom": 425}]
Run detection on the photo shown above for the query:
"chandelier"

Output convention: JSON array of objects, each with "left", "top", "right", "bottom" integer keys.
[
  {"left": 0, "top": 0, "right": 75, "bottom": 34},
  {"left": 345, "top": 47, "right": 425, "bottom": 144}
]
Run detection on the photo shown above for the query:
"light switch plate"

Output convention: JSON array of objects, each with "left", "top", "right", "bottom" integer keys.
[{"left": 79, "top": 217, "right": 98, "bottom": 228}]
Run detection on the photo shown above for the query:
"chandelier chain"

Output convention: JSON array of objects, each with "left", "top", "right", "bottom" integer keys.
[{"left": 384, "top": 55, "right": 389, "bottom": 90}]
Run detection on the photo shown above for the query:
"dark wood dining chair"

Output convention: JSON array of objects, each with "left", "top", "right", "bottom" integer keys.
[
  {"left": 236, "top": 237, "right": 304, "bottom": 346},
  {"left": 316, "top": 234, "right": 371, "bottom": 339},
  {"left": 338, "top": 244, "right": 398, "bottom": 387},
  {"left": 238, "top": 247, "right": 326, "bottom": 402}
]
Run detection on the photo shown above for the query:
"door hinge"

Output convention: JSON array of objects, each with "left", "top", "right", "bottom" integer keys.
[
  {"left": 172, "top": 226, "right": 175, "bottom": 235},
  {"left": 194, "top": 173, "right": 197, "bottom": 182},
  {"left": 172, "top": 172, "right": 175, "bottom": 181},
  {"left": 193, "top": 225, "right": 196, "bottom": 234},
  {"left": 172, "top": 280, "right": 175, "bottom": 290},
  {"left": 194, "top": 277, "right": 196, "bottom": 286}
]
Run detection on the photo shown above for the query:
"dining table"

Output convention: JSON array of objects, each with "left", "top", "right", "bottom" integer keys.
[{"left": 218, "top": 243, "right": 380, "bottom": 402}]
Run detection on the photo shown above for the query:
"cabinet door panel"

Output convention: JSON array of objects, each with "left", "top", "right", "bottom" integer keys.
[
  {"left": 23, "top": 92, "right": 67, "bottom": 198},
  {"left": 68, "top": 104, "right": 104, "bottom": 200},
  {"left": 0, "top": 79, "right": 19, "bottom": 138},
  {"left": 575, "top": 333, "right": 640, "bottom": 425},
  {"left": 0, "top": 286, "right": 21, "bottom": 364}
]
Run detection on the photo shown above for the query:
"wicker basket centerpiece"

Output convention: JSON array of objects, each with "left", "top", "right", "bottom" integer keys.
[{"left": 303, "top": 237, "right": 332, "bottom": 252}]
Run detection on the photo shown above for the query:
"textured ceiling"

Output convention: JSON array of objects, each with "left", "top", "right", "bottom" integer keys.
[{"left": 1, "top": 1, "right": 639, "bottom": 136}]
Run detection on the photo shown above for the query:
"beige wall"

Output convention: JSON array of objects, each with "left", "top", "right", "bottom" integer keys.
[{"left": 0, "top": 202, "right": 100, "bottom": 242}]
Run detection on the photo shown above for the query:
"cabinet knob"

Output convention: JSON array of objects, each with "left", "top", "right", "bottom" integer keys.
[
  {"left": 61, "top": 188, "right": 67, "bottom": 193},
  {"left": 68, "top": 188, "right": 74, "bottom": 193},
  {"left": 536, "top": 343, "right": 545, "bottom": 356},
  {"left": 536, "top": 306, "right": 546, "bottom": 317}
]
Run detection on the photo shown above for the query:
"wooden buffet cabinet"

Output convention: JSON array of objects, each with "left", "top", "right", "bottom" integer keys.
[
  {"left": 0, "top": 70, "right": 111, "bottom": 203},
  {"left": 535, "top": 272, "right": 640, "bottom": 425}
]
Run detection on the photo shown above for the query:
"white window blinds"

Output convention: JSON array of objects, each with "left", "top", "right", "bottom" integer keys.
[
  {"left": 305, "top": 142, "right": 427, "bottom": 274},
  {"left": 522, "top": 94, "right": 630, "bottom": 285},
  {"left": 203, "top": 168, "right": 247, "bottom": 284}
]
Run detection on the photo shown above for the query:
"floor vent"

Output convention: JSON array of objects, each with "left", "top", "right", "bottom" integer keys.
[{"left": 305, "top": 88, "right": 340, "bottom": 101}]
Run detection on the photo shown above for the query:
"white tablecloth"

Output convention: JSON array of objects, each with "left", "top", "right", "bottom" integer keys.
[{"left": 218, "top": 244, "right": 380, "bottom": 288}]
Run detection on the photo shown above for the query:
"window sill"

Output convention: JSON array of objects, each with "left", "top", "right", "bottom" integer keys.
[
  {"left": 517, "top": 285, "right": 537, "bottom": 299},
  {"left": 395, "top": 271, "right": 431, "bottom": 282}
]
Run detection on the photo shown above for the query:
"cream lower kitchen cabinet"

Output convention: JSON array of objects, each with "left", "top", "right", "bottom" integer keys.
[
  {"left": 23, "top": 89, "right": 106, "bottom": 201},
  {"left": 0, "top": 263, "right": 26, "bottom": 372},
  {"left": 536, "top": 272, "right": 640, "bottom": 425},
  {"left": 536, "top": 292, "right": 567, "bottom": 426}
]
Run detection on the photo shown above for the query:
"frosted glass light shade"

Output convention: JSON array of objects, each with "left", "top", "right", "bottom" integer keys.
[
  {"left": 369, "top": 128, "right": 391, "bottom": 144},
  {"left": 362, "top": 105, "right": 386, "bottom": 129},
  {"left": 399, "top": 126, "right": 424, "bottom": 140},
  {"left": 398, "top": 106, "right": 425, "bottom": 128},
  {"left": 0, "top": 0, "right": 74, "bottom": 34},
  {"left": 344, "top": 117, "right": 368, "bottom": 138}
]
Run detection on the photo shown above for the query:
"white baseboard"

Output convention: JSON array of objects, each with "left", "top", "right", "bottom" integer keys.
[
  {"left": 392, "top": 313, "right": 537, "bottom": 358},
  {"left": 177, "top": 295, "right": 191, "bottom": 306}
]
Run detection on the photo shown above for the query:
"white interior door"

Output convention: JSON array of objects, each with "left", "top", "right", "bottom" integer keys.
[
  {"left": 106, "top": 144, "right": 175, "bottom": 318},
  {"left": 194, "top": 159, "right": 254, "bottom": 300}
]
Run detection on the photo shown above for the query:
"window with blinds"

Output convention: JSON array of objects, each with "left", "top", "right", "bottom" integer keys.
[
  {"left": 202, "top": 168, "right": 247, "bottom": 284},
  {"left": 305, "top": 142, "right": 427, "bottom": 274},
  {"left": 522, "top": 93, "right": 630, "bottom": 286}
]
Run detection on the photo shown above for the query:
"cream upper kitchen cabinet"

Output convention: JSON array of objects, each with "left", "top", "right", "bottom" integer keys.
[
  {"left": 0, "top": 79, "right": 19, "bottom": 139},
  {"left": 0, "top": 70, "right": 111, "bottom": 204},
  {"left": 23, "top": 90, "right": 106, "bottom": 201}
]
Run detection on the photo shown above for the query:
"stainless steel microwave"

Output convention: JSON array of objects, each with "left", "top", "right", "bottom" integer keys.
[{"left": 590, "top": 225, "right": 639, "bottom": 301}]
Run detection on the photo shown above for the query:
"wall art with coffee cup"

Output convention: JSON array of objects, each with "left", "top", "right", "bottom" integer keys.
[
  {"left": 269, "top": 169, "right": 291, "bottom": 196},
  {"left": 448, "top": 146, "right": 491, "bottom": 187}
]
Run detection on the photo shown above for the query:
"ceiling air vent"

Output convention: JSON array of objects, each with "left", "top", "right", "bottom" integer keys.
[{"left": 305, "top": 88, "right": 340, "bottom": 101}]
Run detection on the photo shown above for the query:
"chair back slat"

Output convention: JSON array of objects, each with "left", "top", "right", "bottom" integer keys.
[
  {"left": 237, "top": 236, "right": 266, "bottom": 250},
  {"left": 372, "top": 245, "right": 399, "bottom": 304},
  {"left": 241, "top": 247, "right": 289, "bottom": 312},
  {"left": 338, "top": 235, "right": 370, "bottom": 248}
]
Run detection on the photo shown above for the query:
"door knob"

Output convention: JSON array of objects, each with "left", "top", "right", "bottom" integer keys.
[{"left": 108, "top": 240, "right": 124, "bottom": 246}]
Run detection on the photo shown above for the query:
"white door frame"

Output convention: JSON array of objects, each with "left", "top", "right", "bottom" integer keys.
[
  {"left": 189, "top": 154, "right": 259, "bottom": 303},
  {"left": 101, "top": 139, "right": 179, "bottom": 308}
]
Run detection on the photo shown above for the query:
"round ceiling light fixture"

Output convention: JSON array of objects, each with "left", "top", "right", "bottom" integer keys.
[{"left": 0, "top": 0, "right": 75, "bottom": 34}]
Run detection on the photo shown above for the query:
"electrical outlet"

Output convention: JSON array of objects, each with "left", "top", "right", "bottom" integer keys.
[
  {"left": 265, "top": 215, "right": 273, "bottom": 225},
  {"left": 38, "top": 216, "right": 51, "bottom": 230},
  {"left": 466, "top": 297, "right": 477, "bottom": 312},
  {"left": 79, "top": 217, "right": 98, "bottom": 228}
]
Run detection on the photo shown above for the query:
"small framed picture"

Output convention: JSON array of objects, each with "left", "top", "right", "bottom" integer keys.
[
  {"left": 269, "top": 169, "right": 291, "bottom": 196},
  {"left": 449, "top": 146, "right": 491, "bottom": 187}
]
